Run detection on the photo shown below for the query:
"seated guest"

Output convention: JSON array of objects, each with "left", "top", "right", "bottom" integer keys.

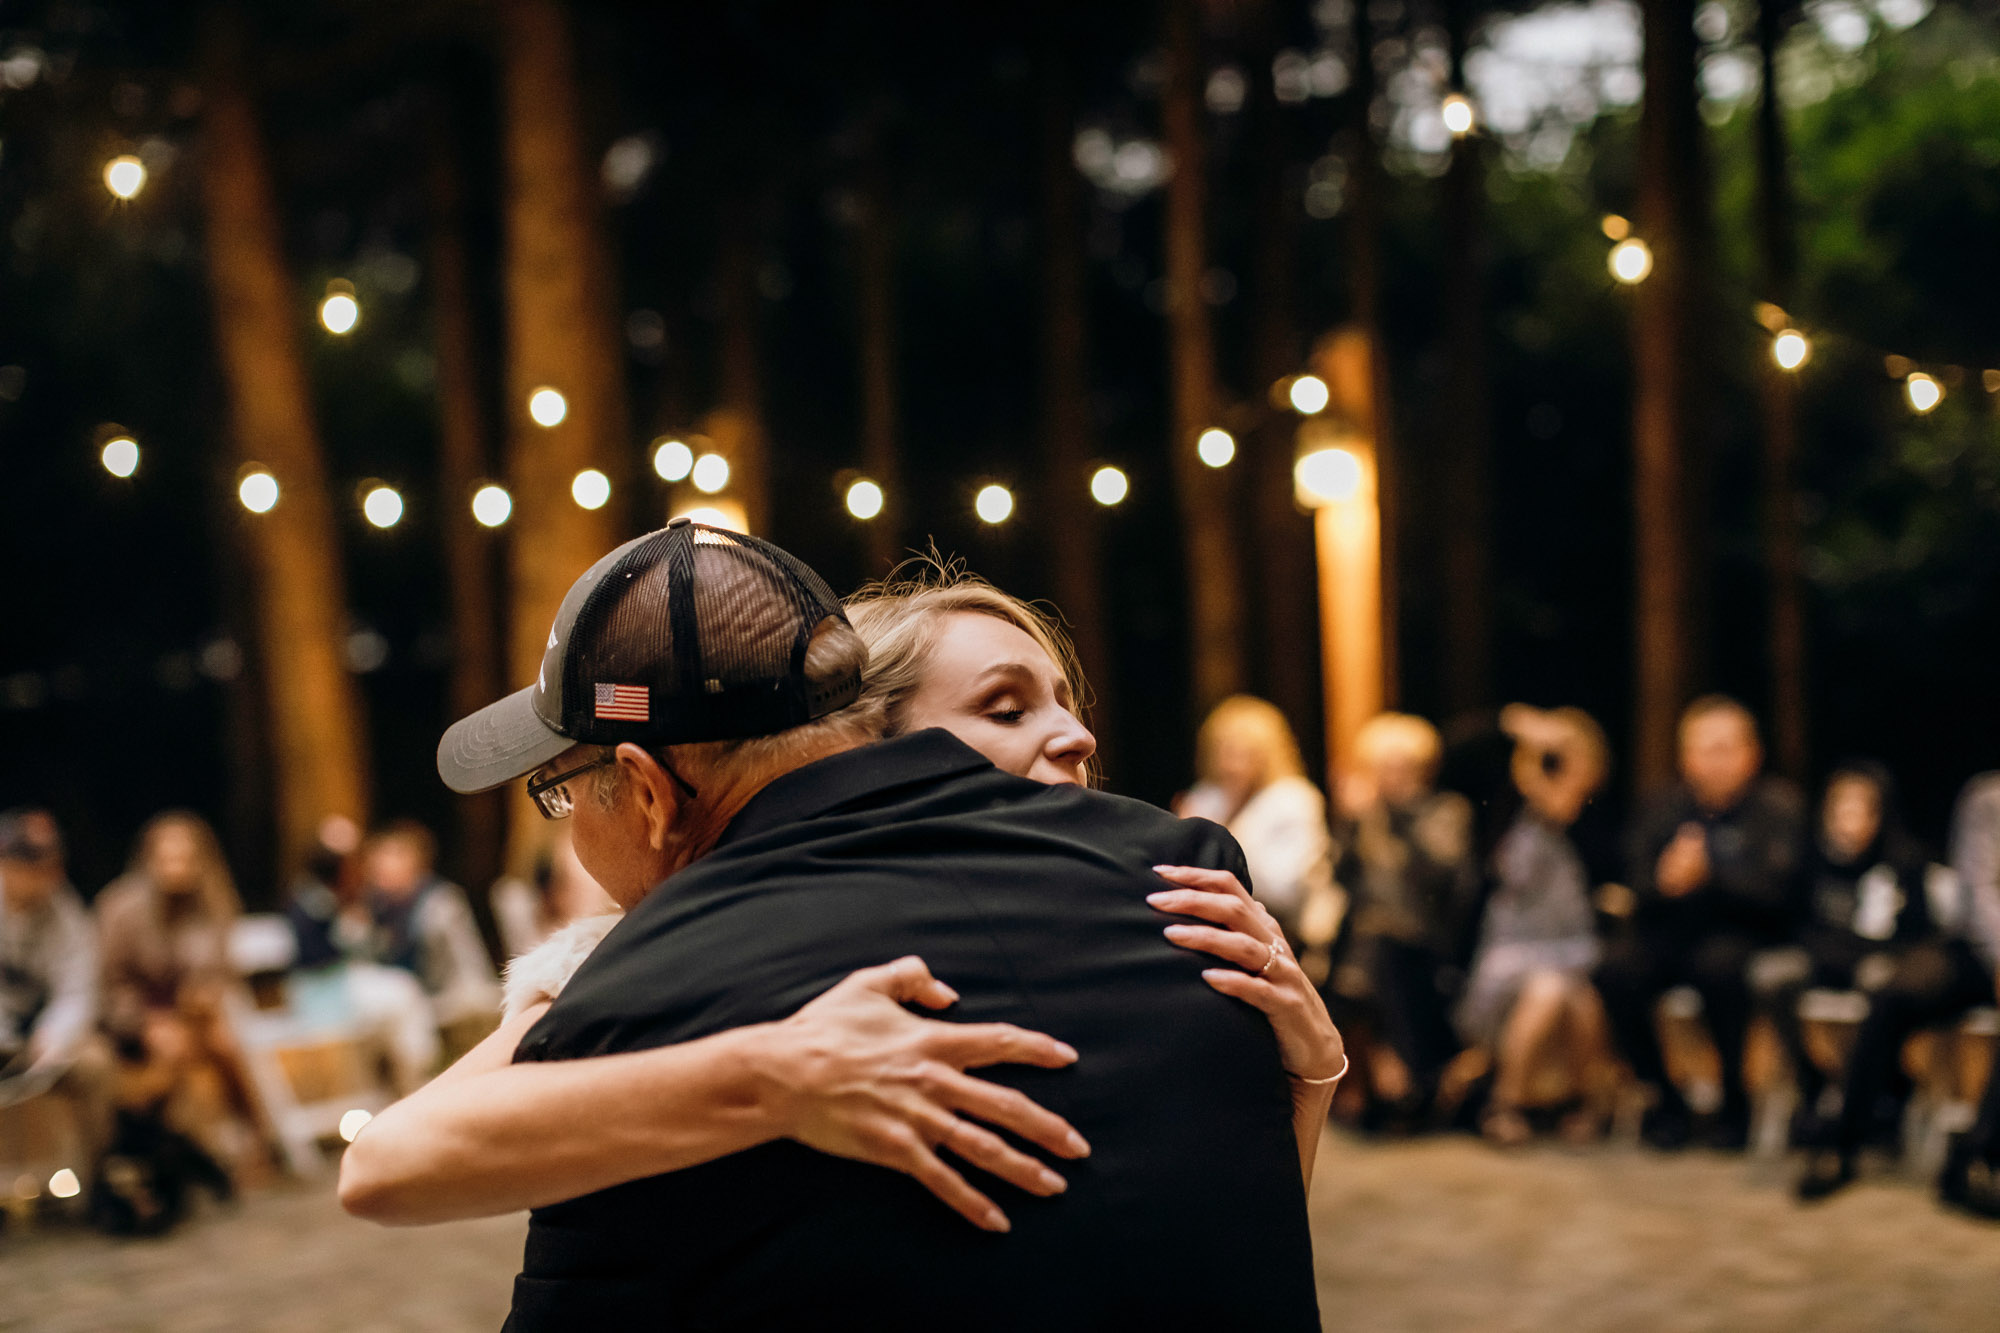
[
  {"left": 490, "top": 830, "right": 614, "bottom": 962},
  {"left": 1331, "top": 711, "right": 1480, "bottom": 1122},
  {"left": 1595, "top": 696, "right": 1807, "bottom": 1150},
  {"left": 0, "top": 809, "right": 114, "bottom": 1171},
  {"left": 354, "top": 821, "right": 499, "bottom": 1029},
  {"left": 1176, "top": 695, "right": 1342, "bottom": 974},
  {"left": 1457, "top": 709, "right": 1616, "bottom": 1146},
  {"left": 1753, "top": 764, "right": 1933, "bottom": 1143},
  {"left": 96, "top": 811, "right": 267, "bottom": 1181}
]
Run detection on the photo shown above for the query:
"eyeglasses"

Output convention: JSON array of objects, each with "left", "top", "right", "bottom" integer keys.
[{"left": 524, "top": 751, "right": 701, "bottom": 820}]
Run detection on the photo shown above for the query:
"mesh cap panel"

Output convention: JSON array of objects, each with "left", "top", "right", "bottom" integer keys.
[{"left": 557, "top": 523, "right": 861, "bottom": 746}]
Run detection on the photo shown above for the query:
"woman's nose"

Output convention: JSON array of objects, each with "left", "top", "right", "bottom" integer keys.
[{"left": 1050, "top": 713, "right": 1098, "bottom": 766}]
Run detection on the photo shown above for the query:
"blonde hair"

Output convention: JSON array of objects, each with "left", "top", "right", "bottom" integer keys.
[
  {"left": 1353, "top": 711, "right": 1442, "bottom": 777},
  {"left": 1194, "top": 695, "right": 1307, "bottom": 793},
  {"left": 844, "top": 558, "right": 1095, "bottom": 779},
  {"left": 131, "top": 810, "right": 241, "bottom": 925}
]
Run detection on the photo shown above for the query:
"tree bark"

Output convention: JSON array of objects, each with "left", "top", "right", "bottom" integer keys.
[
  {"left": 1037, "top": 18, "right": 1115, "bottom": 773},
  {"left": 1346, "top": 0, "right": 1402, "bottom": 706},
  {"left": 856, "top": 142, "right": 905, "bottom": 573},
  {"left": 426, "top": 95, "right": 505, "bottom": 898},
  {"left": 1244, "top": 0, "right": 1321, "bottom": 761},
  {"left": 1630, "top": 0, "right": 1711, "bottom": 793},
  {"left": 1756, "top": 0, "right": 1809, "bottom": 781},
  {"left": 198, "top": 8, "right": 369, "bottom": 873},
  {"left": 498, "top": 0, "right": 625, "bottom": 865},
  {"left": 1438, "top": 0, "right": 1495, "bottom": 717},
  {"left": 1163, "top": 0, "right": 1247, "bottom": 710}
]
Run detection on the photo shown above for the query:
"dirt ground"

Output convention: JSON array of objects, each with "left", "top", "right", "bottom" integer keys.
[{"left": 4, "top": 1131, "right": 1997, "bottom": 1332}]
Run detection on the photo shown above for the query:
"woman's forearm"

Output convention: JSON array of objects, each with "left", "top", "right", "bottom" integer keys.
[
  {"left": 1291, "top": 1079, "right": 1336, "bottom": 1190},
  {"left": 339, "top": 1023, "right": 786, "bottom": 1226}
]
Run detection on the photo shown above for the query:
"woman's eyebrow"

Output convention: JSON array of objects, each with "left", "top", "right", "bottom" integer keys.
[{"left": 968, "top": 661, "right": 1039, "bottom": 690}]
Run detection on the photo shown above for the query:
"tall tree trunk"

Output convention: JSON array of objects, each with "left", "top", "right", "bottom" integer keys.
[
  {"left": 198, "top": 9, "right": 369, "bottom": 872},
  {"left": 706, "top": 197, "right": 773, "bottom": 536},
  {"left": 1037, "top": 18, "right": 1115, "bottom": 772},
  {"left": 856, "top": 142, "right": 905, "bottom": 573},
  {"left": 1756, "top": 0, "right": 1808, "bottom": 781},
  {"left": 1438, "top": 0, "right": 1495, "bottom": 717},
  {"left": 426, "top": 97, "right": 505, "bottom": 898},
  {"left": 1347, "top": 0, "right": 1401, "bottom": 706},
  {"left": 499, "top": 0, "right": 625, "bottom": 866},
  {"left": 1163, "top": 0, "right": 1247, "bottom": 711},
  {"left": 1244, "top": 0, "right": 1321, "bottom": 761},
  {"left": 1630, "top": 0, "right": 1711, "bottom": 792}
]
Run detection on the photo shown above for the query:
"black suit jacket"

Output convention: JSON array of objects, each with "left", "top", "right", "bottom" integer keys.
[{"left": 507, "top": 730, "right": 1319, "bottom": 1332}]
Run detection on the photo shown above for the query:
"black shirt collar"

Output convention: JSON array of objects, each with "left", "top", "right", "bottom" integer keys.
[{"left": 715, "top": 729, "right": 999, "bottom": 850}]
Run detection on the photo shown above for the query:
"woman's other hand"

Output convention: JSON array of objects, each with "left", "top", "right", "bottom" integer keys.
[
  {"left": 1147, "top": 865, "right": 1346, "bottom": 1084},
  {"left": 764, "top": 956, "right": 1090, "bottom": 1234}
]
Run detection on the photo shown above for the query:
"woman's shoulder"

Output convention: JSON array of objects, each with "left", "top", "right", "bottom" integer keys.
[{"left": 500, "top": 912, "right": 623, "bottom": 1020}]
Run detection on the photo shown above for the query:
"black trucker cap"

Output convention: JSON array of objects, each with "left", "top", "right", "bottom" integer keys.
[{"left": 436, "top": 518, "right": 862, "bottom": 795}]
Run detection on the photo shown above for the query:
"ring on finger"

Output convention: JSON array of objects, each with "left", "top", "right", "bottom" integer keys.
[{"left": 1257, "top": 938, "right": 1280, "bottom": 977}]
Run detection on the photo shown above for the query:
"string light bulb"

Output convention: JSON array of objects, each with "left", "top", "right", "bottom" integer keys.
[
  {"left": 103, "top": 154, "right": 146, "bottom": 200},
  {"left": 570, "top": 468, "right": 611, "bottom": 509},
  {"left": 1288, "top": 375, "right": 1331, "bottom": 415},
  {"left": 1196, "top": 428, "right": 1237, "bottom": 468},
  {"left": 101, "top": 435, "right": 139, "bottom": 478},
  {"left": 528, "top": 387, "right": 568, "bottom": 427},
  {"left": 1090, "top": 465, "right": 1129, "bottom": 506},
  {"left": 1608, "top": 237, "right": 1653, "bottom": 284},
  {"left": 361, "top": 485, "right": 404, "bottom": 529},
  {"left": 319, "top": 280, "right": 359, "bottom": 335},
  {"left": 690, "top": 453, "right": 730, "bottom": 494},
  {"left": 1441, "top": 93, "right": 1475, "bottom": 137},
  {"left": 975, "top": 484, "right": 1014, "bottom": 525},
  {"left": 1772, "top": 329, "right": 1810, "bottom": 371},
  {"left": 1905, "top": 372, "right": 1943, "bottom": 414},
  {"left": 652, "top": 438, "right": 693, "bottom": 482},
  {"left": 470, "top": 483, "right": 513, "bottom": 528},
  {"left": 238, "top": 469, "right": 280, "bottom": 514},
  {"left": 845, "top": 478, "right": 885, "bottom": 520}
]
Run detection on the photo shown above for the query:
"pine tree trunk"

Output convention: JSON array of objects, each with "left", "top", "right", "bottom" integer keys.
[
  {"left": 1757, "top": 0, "right": 1809, "bottom": 781},
  {"left": 1630, "top": 0, "right": 1710, "bottom": 792},
  {"left": 198, "top": 9, "right": 369, "bottom": 872},
  {"left": 1438, "top": 0, "right": 1495, "bottom": 717},
  {"left": 1346, "top": 0, "right": 1401, "bottom": 706},
  {"left": 1037, "top": 18, "right": 1115, "bottom": 771},
  {"left": 1163, "top": 0, "right": 1247, "bottom": 710},
  {"left": 498, "top": 0, "right": 625, "bottom": 865},
  {"left": 856, "top": 147, "right": 905, "bottom": 574},
  {"left": 426, "top": 97, "right": 505, "bottom": 897},
  {"left": 1244, "top": 0, "right": 1321, "bottom": 763}
]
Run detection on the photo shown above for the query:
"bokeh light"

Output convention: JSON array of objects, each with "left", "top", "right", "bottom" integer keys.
[
  {"left": 570, "top": 468, "right": 611, "bottom": 509},
  {"left": 103, "top": 154, "right": 145, "bottom": 200},
  {"left": 1295, "top": 447, "right": 1363, "bottom": 506},
  {"left": 1772, "top": 329, "right": 1810, "bottom": 371},
  {"left": 238, "top": 469, "right": 279, "bottom": 513},
  {"left": 1608, "top": 237, "right": 1653, "bottom": 284},
  {"left": 1441, "top": 93, "right": 1475, "bottom": 136},
  {"left": 319, "top": 283, "right": 359, "bottom": 335},
  {"left": 1196, "top": 427, "right": 1237, "bottom": 468},
  {"left": 1905, "top": 372, "right": 1942, "bottom": 413},
  {"left": 338, "top": 1109, "right": 373, "bottom": 1143},
  {"left": 101, "top": 435, "right": 139, "bottom": 478},
  {"left": 845, "top": 478, "right": 884, "bottom": 520},
  {"left": 471, "top": 483, "right": 513, "bottom": 528},
  {"left": 1288, "top": 375, "right": 1331, "bottom": 415},
  {"left": 47, "top": 1168, "right": 80, "bottom": 1200},
  {"left": 362, "top": 485, "right": 403, "bottom": 529},
  {"left": 528, "top": 387, "right": 568, "bottom": 427},
  {"left": 653, "top": 438, "right": 693, "bottom": 481},
  {"left": 691, "top": 453, "right": 730, "bottom": 494},
  {"left": 1090, "top": 465, "right": 1129, "bottom": 506},
  {"left": 975, "top": 484, "right": 1014, "bottom": 525}
]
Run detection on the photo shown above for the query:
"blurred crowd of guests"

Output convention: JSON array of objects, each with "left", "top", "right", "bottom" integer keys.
[
  {"left": 1177, "top": 692, "right": 2000, "bottom": 1218},
  {"left": 7, "top": 690, "right": 1999, "bottom": 1232},
  {"left": 0, "top": 803, "right": 609, "bottom": 1234}
]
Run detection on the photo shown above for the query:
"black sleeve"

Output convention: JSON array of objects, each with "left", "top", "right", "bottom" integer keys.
[{"left": 1176, "top": 817, "right": 1255, "bottom": 894}]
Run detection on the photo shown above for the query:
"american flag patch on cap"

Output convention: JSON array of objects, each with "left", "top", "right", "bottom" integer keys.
[{"left": 594, "top": 683, "right": 649, "bottom": 721}]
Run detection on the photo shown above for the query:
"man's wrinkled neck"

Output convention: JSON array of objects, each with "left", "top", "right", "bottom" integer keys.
[{"left": 661, "top": 732, "right": 872, "bottom": 879}]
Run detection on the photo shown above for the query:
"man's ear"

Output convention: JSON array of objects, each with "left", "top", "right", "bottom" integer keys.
[{"left": 614, "top": 743, "right": 683, "bottom": 851}]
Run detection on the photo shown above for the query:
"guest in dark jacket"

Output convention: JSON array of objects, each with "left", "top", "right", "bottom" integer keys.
[{"left": 1595, "top": 696, "right": 1808, "bottom": 1150}]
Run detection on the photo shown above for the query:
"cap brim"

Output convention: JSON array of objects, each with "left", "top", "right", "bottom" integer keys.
[{"left": 436, "top": 685, "right": 578, "bottom": 795}]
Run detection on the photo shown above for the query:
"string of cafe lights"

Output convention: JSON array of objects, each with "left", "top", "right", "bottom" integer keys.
[{"left": 86, "top": 108, "right": 1994, "bottom": 540}]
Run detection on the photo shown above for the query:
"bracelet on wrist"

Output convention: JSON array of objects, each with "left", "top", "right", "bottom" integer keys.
[{"left": 1291, "top": 1053, "right": 1349, "bottom": 1087}]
